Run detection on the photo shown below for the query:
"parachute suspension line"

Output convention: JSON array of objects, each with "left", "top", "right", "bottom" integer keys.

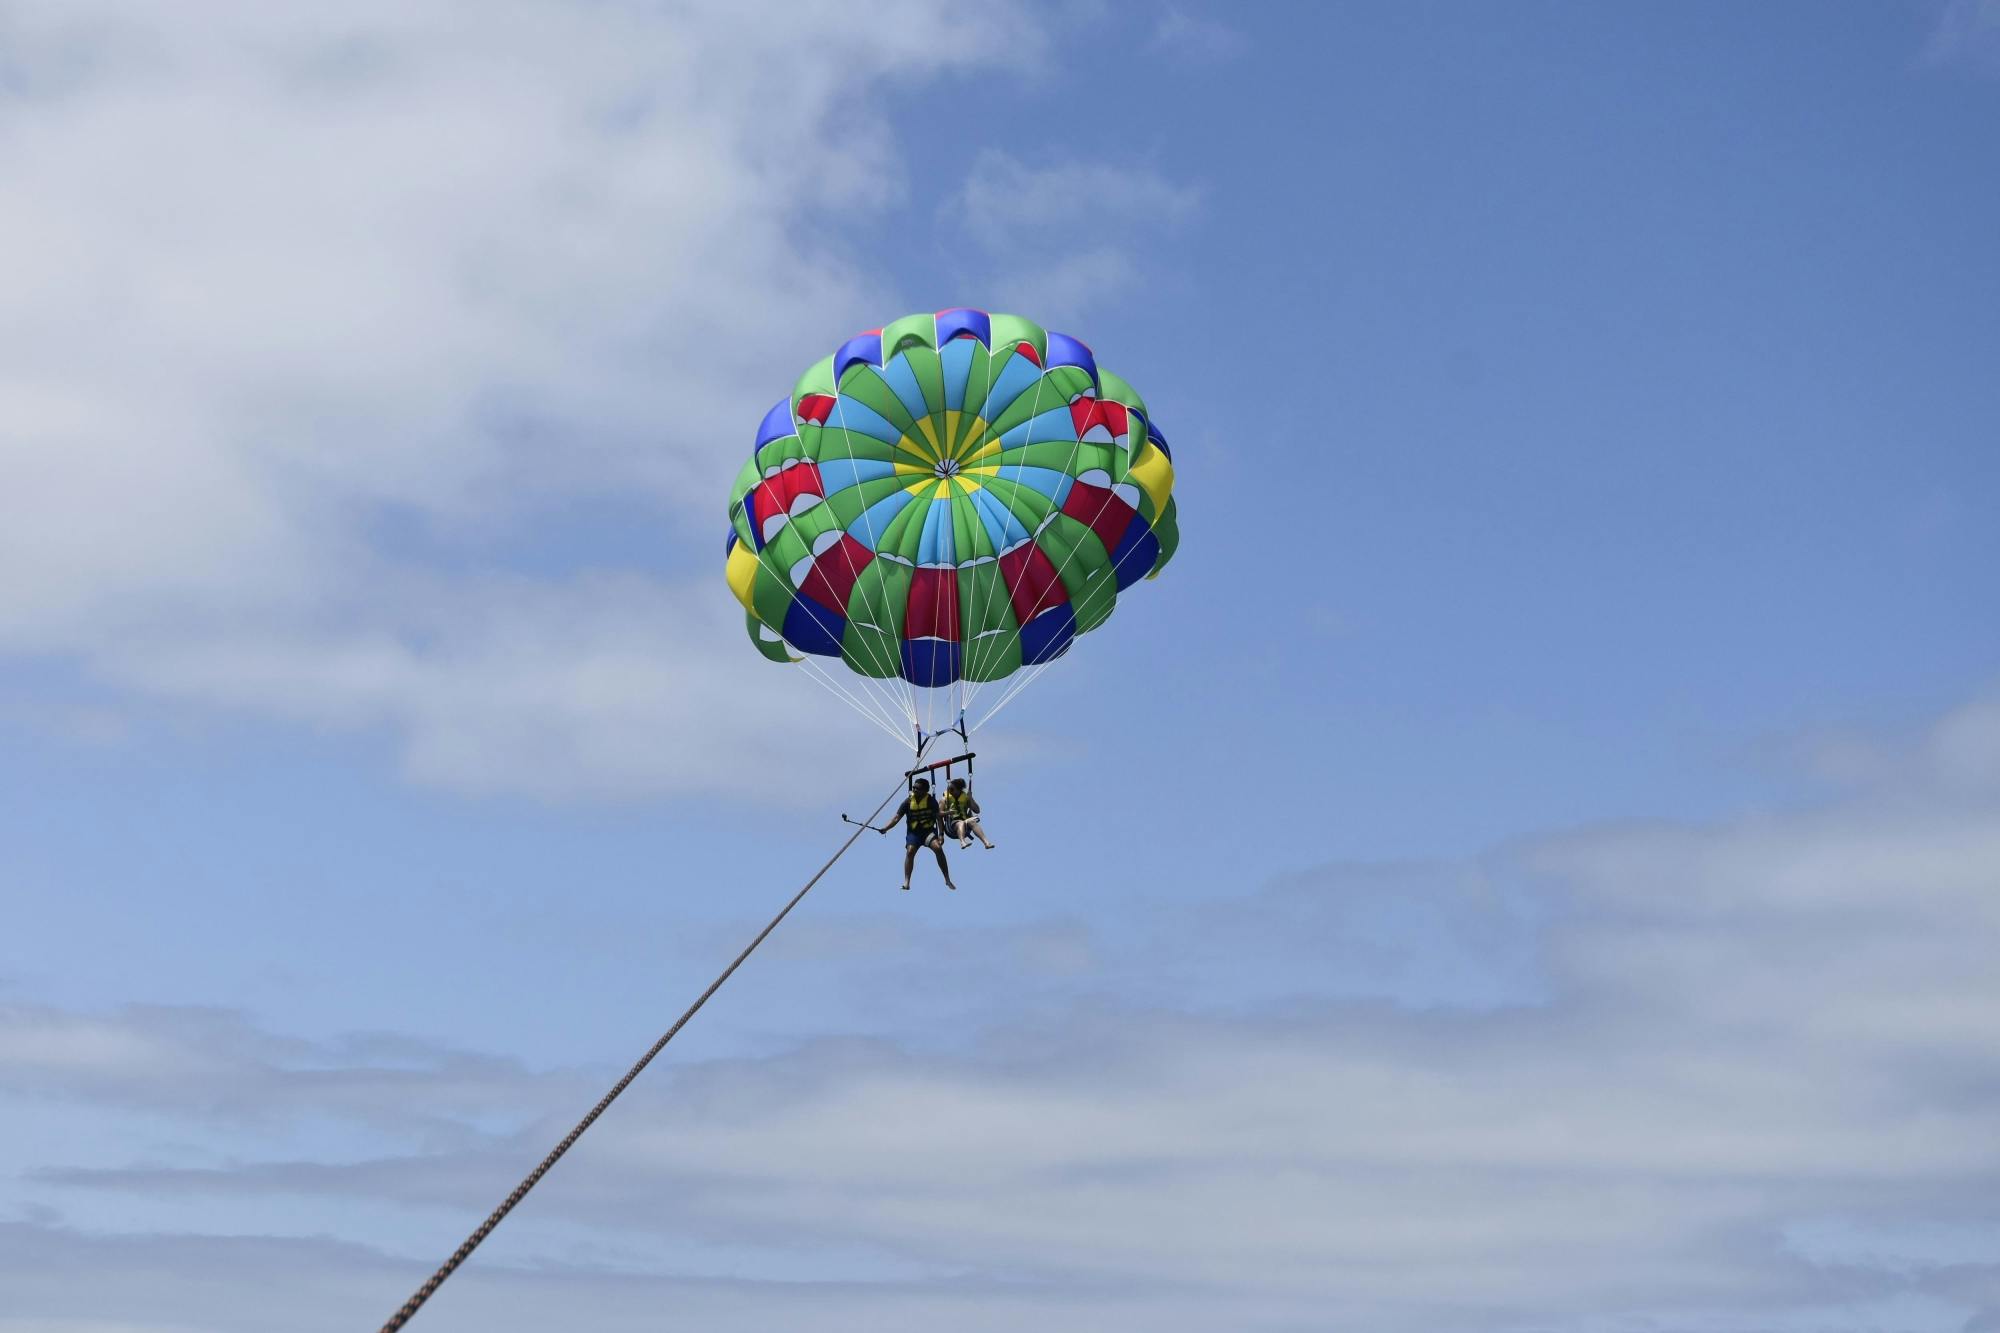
[
  {"left": 972, "top": 483, "right": 1096, "bottom": 722},
  {"left": 958, "top": 355, "right": 1056, "bottom": 722},
  {"left": 834, "top": 627, "right": 916, "bottom": 742},
  {"left": 748, "top": 604, "right": 899, "bottom": 744},
  {"left": 775, "top": 491, "right": 915, "bottom": 738},
  {"left": 925, "top": 510, "right": 952, "bottom": 741},
  {"left": 779, "top": 618, "right": 902, "bottom": 742},
  {"left": 742, "top": 575, "right": 904, "bottom": 743},
  {"left": 964, "top": 356, "right": 1080, "bottom": 722},
  {"left": 961, "top": 355, "right": 1085, "bottom": 724},
  {"left": 375, "top": 776, "right": 909, "bottom": 1333},
  {"left": 965, "top": 443, "right": 1106, "bottom": 728},
  {"left": 958, "top": 453, "right": 1003, "bottom": 720},
  {"left": 793, "top": 652, "right": 909, "bottom": 747},
  {"left": 959, "top": 359, "right": 1057, "bottom": 721},
  {"left": 972, "top": 652, "right": 1058, "bottom": 733},
  {"left": 826, "top": 396, "right": 919, "bottom": 727},
  {"left": 746, "top": 502, "right": 910, "bottom": 739}
]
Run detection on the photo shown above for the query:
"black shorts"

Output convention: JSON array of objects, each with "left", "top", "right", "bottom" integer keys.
[{"left": 906, "top": 826, "right": 939, "bottom": 848}]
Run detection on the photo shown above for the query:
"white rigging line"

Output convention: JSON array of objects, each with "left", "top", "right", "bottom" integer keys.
[
  {"left": 966, "top": 342, "right": 1160, "bottom": 732},
  {"left": 743, "top": 453, "right": 910, "bottom": 745},
  {"left": 972, "top": 651, "right": 1060, "bottom": 732},
  {"left": 761, "top": 566, "right": 909, "bottom": 742},
  {"left": 959, "top": 341, "right": 1085, "bottom": 724},
  {"left": 817, "top": 382, "right": 934, "bottom": 735},
  {"left": 924, "top": 461, "right": 950, "bottom": 743},
  {"left": 794, "top": 651, "right": 910, "bottom": 747},
  {"left": 956, "top": 351, "right": 1010, "bottom": 719},
  {"left": 958, "top": 347, "right": 1056, "bottom": 720},
  {"left": 826, "top": 391, "right": 921, "bottom": 730}
]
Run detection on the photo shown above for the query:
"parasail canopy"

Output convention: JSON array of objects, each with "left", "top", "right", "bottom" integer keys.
[{"left": 725, "top": 308, "right": 1179, "bottom": 745}]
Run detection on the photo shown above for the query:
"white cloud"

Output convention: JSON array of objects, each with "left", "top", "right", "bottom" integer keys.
[
  {"left": 1926, "top": 0, "right": 2000, "bottom": 67},
  {"left": 0, "top": 1001, "right": 564, "bottom": 1138},
  {"left": 952, "top": 151, "right": 1200, "bottom": 254},
  {"left": 1149, "top": 9, "right": 1251, "bottom": 64},
  {"left": 9, "top": 694, "right": 2000, "bottom": 1329},
  {"left": 1765, "top": 689, "right": 2000, "bottom": 800},
  {"left": 942, "top": 151, "right": 1198, "bottom": 327},
  {"left": 1929, "top": 694, "right": 2000, "bottom": 790},
  {"left": 0, "top": 0, "right": 1044, "bottom": 796},
  {"left": 95, "top": 572, "right": 878, "bottom": 799}
]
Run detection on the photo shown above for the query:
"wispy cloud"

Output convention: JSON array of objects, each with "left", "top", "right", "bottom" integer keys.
[
  {"left": 0, "top": 1001, "right": 565, "bottom": 1142},
  {"left": 93, "top": 573, "right": 878, "bottom": 800},
  {"left": 0, "top": 0, "right": 1044, "bottom": 797},
  {"left": 1925, "top": 0, "right": 2000, "bottom": 67},
  {"left": 951, "top": 152, "right": 1201, "bottom": 254},
  {"left": 942, "top": 152, "right": 1199, "bottom": 328},
  {"left": 1758, "top": 690, "right": 2000, "bottom": 798},
  {"left": 1149, "top": 9, "right": 1251, "bottom": 64}
]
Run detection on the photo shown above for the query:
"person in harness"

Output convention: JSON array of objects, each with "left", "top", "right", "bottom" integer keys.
[
  {"left": 941, "top": 777, "right": 994, "bottom": 850},
  {"left": 880, "top": 776, "right": 955, "bottom": 891}
]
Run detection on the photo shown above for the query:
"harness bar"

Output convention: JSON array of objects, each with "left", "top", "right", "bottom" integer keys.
[{"left": 905, "top": 751, "right": 975, "bottom": 780}]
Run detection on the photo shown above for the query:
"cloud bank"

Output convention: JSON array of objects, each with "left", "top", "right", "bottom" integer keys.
[
  {"left": 0, "top": 0, "right": 1045, "bottom": 798},
  {"left": 6, "top": 692, "right": 1998, "bottom": 1330}
]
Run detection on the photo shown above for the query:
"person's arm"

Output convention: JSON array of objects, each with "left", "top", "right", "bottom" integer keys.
[
  {"left": 967, "top": 796, "right": 980, "bottom": 816},
  {"left": 880, "top": 800, "right": 907, "bottom": 833}
]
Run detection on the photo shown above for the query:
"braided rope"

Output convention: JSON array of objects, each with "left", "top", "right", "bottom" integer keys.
[{"left": 377, "top": 777, "right": 909, "bottom": 1331}]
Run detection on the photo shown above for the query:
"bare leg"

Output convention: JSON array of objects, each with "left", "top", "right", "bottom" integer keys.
[
  {"left": 901, "top": 845, "right": 916, "bottom": 889},
  {"left": 932, "top": 840, "right": 954, "bottom": 890}
]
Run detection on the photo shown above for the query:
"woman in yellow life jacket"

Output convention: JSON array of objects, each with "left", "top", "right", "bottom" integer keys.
[
  {"left": 942, "top": 778, "right": 994, "bottom": 850},
  {"left": 879, "top": 777, "right": 955, "bottom": 892}
]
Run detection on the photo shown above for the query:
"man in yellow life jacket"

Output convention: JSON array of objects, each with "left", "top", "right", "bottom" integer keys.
[
  {"left": 880, "top": 776, "right": 956, "bottom": 892},
  {"left": 941, "top": 777, "right": 994, "bottom": 850}
]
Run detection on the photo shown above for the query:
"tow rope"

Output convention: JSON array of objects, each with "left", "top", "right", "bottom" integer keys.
[{"left": 375, "top": 777, "right": 908, "bottom": 1332}]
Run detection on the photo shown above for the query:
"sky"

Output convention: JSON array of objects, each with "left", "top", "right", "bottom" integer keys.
[{"left": 2, "top": 1, "right": 1998, "bottom": 1329}]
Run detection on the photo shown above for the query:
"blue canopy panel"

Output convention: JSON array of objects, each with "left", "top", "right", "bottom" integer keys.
[
  {"left": 782, "top": 597, "right": 846, "bottom": 658},
  {"left": 1044, "top": 331, "right": 1099, "bottom": 391},
  {"left": 939, "top": 336, "right": 977, "bottom": 412},
  {"left": 1110, "top": 519, "right": 1160, "bottom": 591},
  {"left": 970, "top": 487, "right": 1031, "bottom": 551},
  {"left": 901, "top": 638, "right": 961, "bottom": 687},
  {"left": 991, "top": 464, "right": 1076, "bottom": 511},
  {"left": 813, "top": 457, "right": 898, "bottom": 495},
  {"left": 1019, "top": 604, "right": 1077, "bottom": 665},
  {"left": 877, "top": 353, "right": 933, "bottom": 425},
  {"left": 835, "top": 331, "right": 884, "bottom": 382},
  {"left": 981, "top": 351, "right": 1047, "bottom": 422},
  {"left": 755, "top": 398, "right": 795, "bottom": 454},
  {"left": 823, "top": 397, "right": 904, "bottom": 446},
  {"left": 916, "top": 497, "right": 956, "bottom": 567},
  {"left": 935, "top": 308, "right": 991, "bottom": 346},
  {"left": 849, "top": 488, "right": 918, "bottom": 552},
  {"left": 998, "top": 405, "right": 1082, "bottom": 450}
]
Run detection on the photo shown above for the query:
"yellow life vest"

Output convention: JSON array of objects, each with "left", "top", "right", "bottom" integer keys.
[
  {"left": 906, "top": 791, "right": 938, "bottom": 832},
  {"left": 943, "top": 791, "right": 974, "bottom": 820}
]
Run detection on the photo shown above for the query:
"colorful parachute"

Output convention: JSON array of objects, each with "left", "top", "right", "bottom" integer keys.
[{"left": 724, "top": 309, "right": 1179, "bottom": 741}]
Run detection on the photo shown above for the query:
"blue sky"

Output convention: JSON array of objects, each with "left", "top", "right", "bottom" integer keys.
[{"left": 2, "top": 2, "right": 1999, "bottom": 1330}]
